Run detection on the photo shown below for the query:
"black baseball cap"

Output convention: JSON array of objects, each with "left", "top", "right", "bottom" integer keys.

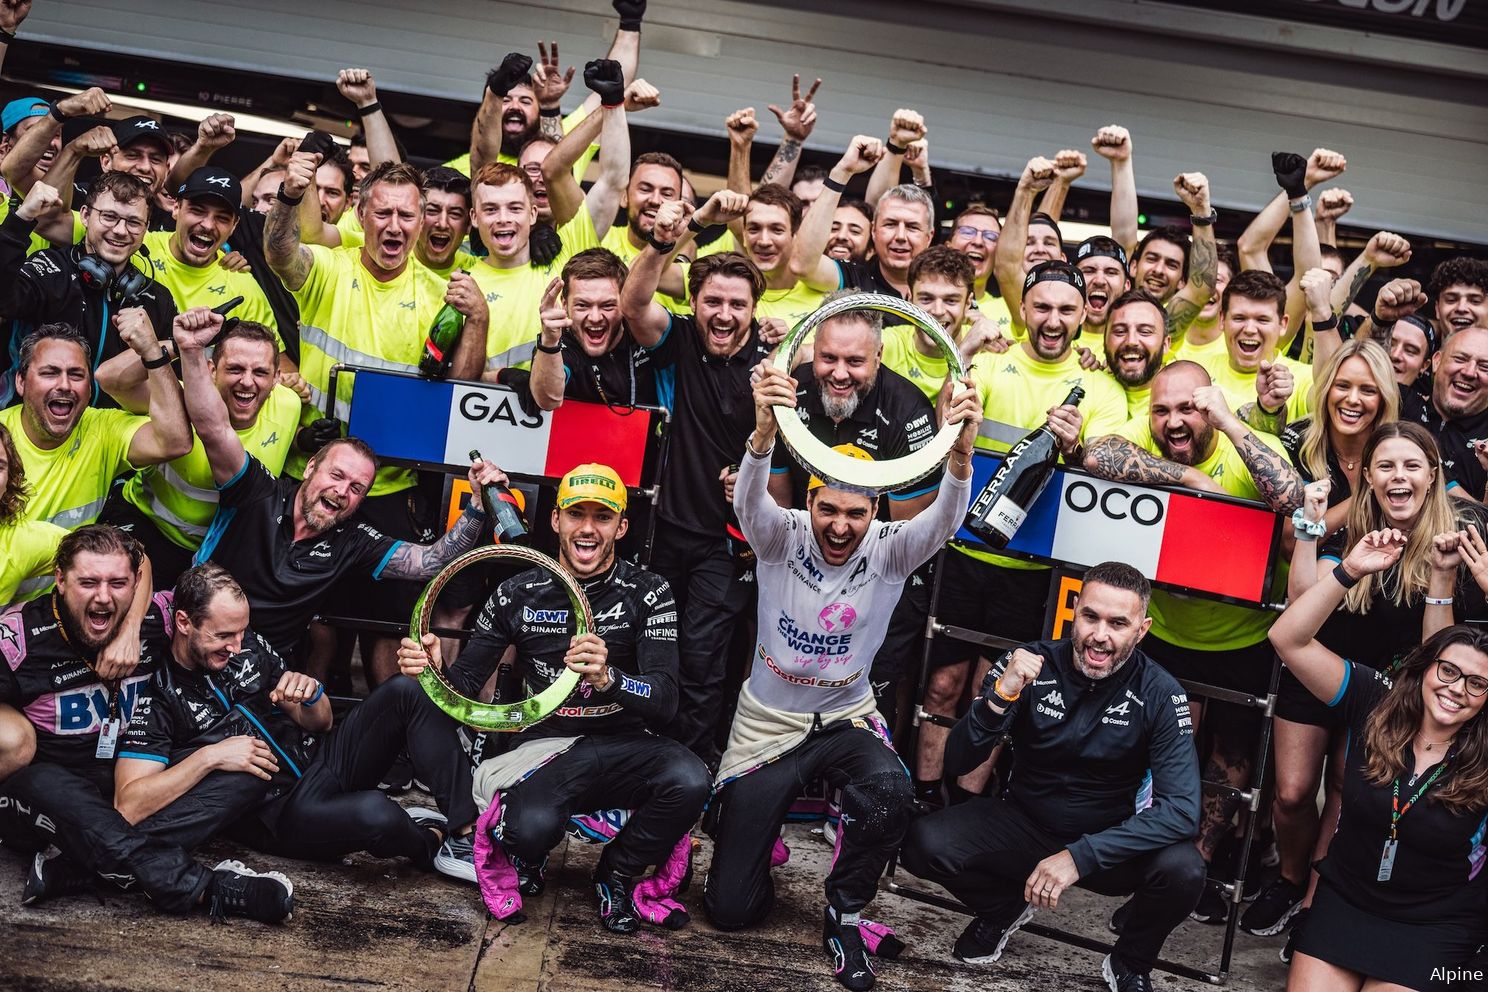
[
  {"left": 1024, "top": 259, "right": 1087, "bottom": 297},
  {"left": 108, "top": 116, "right": 172, "bottom": 155},
  {"left": 1075, "top": 236, "right": 1128, "bottom": 269},
  {"left": 176, "top": 166, "right": 241, "bottom": 210}
]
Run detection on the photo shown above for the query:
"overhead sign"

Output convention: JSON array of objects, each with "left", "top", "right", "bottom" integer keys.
[
  {"left": 1161, "top": 0, "right": 1485, "bottom": 50},
  {"left": 344, "top": 369, "right": 663, "bottom": 488},
  {"left": 956, "top": 453, "right": 1282, "bottom": 607}
]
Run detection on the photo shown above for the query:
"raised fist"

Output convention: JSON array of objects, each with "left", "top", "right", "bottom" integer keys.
[
  {"left": 196, "top": 113, "right": 236, "bottom": 151},
  {"left": 1173, "top": 172, "right": 1210, "bottom": 215},
  {"left": 15, "top": 179, "right": 60, "bottom": 221},
  {"left": 1373, "top": 278, "right": 1427, "bottom": 323},
  {"left": 1022, "top": 156, "right": 1056, "bottom": 192},
  {"left": 583, "top": 58, "right": 625, "bottom": 107},
  {"left": 336, "top": 68, "right": 378, "bottom": 108},
  {"left": 1091, "top": 125, "right": 1131, "bottom": 162},
  {"left": 726, "top": 107, "right": 758, "bottom": 144},
  {"left": 1363, "top": 231, "right": 1411, "bottom": 269},
  {"left": 888, "top": 108, "right": 926, "bottom": 148},
  {"left": 1305, "top": 148, "right": 1347, "bottom": 189},
  {"left": 1255, "top": 360, "right": 1295, "bottom": 415},
  {"left": 695, "top": 189, "right": 749, "bottom": 227},
  {"left": 487, "top": 52, "right": 534, "bottom": 98},
  {"left": 1272, "top": 151, "right": 1307, "bottom": 199},
  {"left": 837, "top": 135, "right": 886, "bottom": 176},
  {"left": 54, "top": 86, "right": 110, "bottom": 119},
  {"left": 987, "top": 647, "right": 1044, "bottom": 701},
  {"left": 1299, "top": 267, "right": 1334, "bottom": 321},
  {"left": 1052, "top": 149, "right": 1087, "bottom": 182},
  {"left": 1316, "top": 188, "right": 1353, "bottom": 221},
  {"left": 624, "top": 79, "right": 661, "bottom": 113}
]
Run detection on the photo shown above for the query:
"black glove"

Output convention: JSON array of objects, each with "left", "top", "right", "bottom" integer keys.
[
  {"left": 295, "top": 417, "right": 344, "bottom": 455},
  {"left": 583, "top": 59, "right": 625, "bottom": 108},
  {"left": 486, "top": 53, "right": 534, "bottom": 98},
  {"left": 612, "top": 0, "right": 646, "bottom": 31},
  {"left": 1271, "top": 151, "right": 1308, "bottom": 200},
  {"left": 297, "top": 130, "right": 338, "bottom": 160},
  {"left": 529, "top": 223, "right": 563, "bottom": 268}
]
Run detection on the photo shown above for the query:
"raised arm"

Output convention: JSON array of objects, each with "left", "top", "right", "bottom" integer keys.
[
  {"left": 788, "top": 135, "right": 884, "bottom": 290},
  {"left": 112, "top": 310, "right": 191, "bottom": 467},
  {"left": 1194, "top": 384, "right": 1304, "bottom": 513},
  {"left": 0, "top": 0, "right": 31, "bottom": 77},
  {"left": 470, "top": 53, "right": 532, "bottom": 177},
  {"left": 1271, "top": 529, "right": 1405, "bottom": 702},
  {"left": 164, "top": 113, "right": 236, "bottom": 193},
  {"left": 238, "top": 137, "right": 297, "bottom": 210},
  {"left": 174, "top": 308, "right": 247, "bottom": 483},
  {"left": 1092, "top": 126, "right": 1137, "bottom": 255},
  {"left": 95, "top": 344, "right": 152, "bottom": 413},
  {"left": 1329, "top": 232, "right": 1412, "bottom": 328},
  {"left": 338, "top": 69, "right": 400, "bottom": 168},
  {"left": 529, "top": 277, "right": 569, "bottom": 410},
  {"left": 1, "top": 87, "right": 109, "bottom": 193},
  {"left": 25, "top": 125, "right": 113, "bottom": 243},
  {"left": 1167, "top": 172, "right": 1216, "bottom": 342},
  {"left": 992, "top": 157, "right": 1056, "bottom": 328},
  {"left": 380, "top": 460, "right": 508, "bottom": 580},
  {"left": 738, "top": 362, "right": 801, "bottom": 565},
  {"left": 759, "top": 74, "right": 820, "bottom": 189},
  {"left": 725, "top": 107, "right": 758, "bottom": 193},
  {"left": 541, "top": 89, "right": 606, "bottom": 228},
  {"left": 263, "top": 151, "right": 318, "bottom": 292},
  {"left": 620, "top": 198, "right": 690, "bottom": 347},
  {"left": 1287, "top": 479, "right": 1330, "bottom": 600},
  {"left": 1313, "top": 188, "right": 1352, "bottom": 247},
  {"left": 1036, "top": 150, "right": 1086, "bottom": 222},
  {"left": 581, "top": 62, "right": 632, "bottom": 232},
  {"left": 865, "top": 108, "right": 923, "bottom": 207}
]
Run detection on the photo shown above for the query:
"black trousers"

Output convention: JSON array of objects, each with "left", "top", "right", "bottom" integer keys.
[
  {"left": 497, "top": 733, "right": 711, "bottom": 877},
  {"left": 648, "top": 526, "right": 753, "bottom": 760},
  {"left": 251, "top": 676, "right": 477, "bottom": 862},
  {"left": 0, "top": 763, "right": 265, "bottom": 912},
  {"left": 900, "top": 795, "right": 1206, "bottom": 972},
  {"left": 704, "top": 722, "right": 913, "bottom": 929},
  {"left": 869, "top": 559, "right": 931, "bottom": 733}
]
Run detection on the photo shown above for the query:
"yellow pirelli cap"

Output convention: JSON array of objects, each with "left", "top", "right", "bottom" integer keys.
[
  {"left": 807, "top": 444, "right": 874, "bottom": 491},
  {"left": 557, "top": 463, "right": 627, "bottom": 513}
]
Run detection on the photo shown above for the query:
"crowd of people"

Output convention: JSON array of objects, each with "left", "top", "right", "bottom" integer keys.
[{"left": 0, "top": 1, "right": 1485, "bottom": 989}]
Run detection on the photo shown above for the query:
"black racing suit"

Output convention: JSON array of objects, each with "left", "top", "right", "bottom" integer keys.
[
  {"left": 451, "top": 558, "right": 710, "bottom": 878},
  {"left": 0, "top": 594, "right": 236, "bottom": 912},
  {"left": 121, "top": 598, "right": 477, "bottom": 864},
  {"left": 901, "top": 638, "right": 1205, "bottom": 972}
]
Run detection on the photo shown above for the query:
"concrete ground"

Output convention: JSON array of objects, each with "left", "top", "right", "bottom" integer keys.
[{"left": 0, "top": 812, "right": 1291, "bottom": 992}]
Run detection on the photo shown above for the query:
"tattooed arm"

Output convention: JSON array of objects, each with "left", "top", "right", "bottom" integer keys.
[
  {"left": 264, "top": 150, "right": 317, "bottom": 292},
  {"left": 380, "top": 505, "right": 486, "bottom": 580},
  {"left": 1192, "top": 385, "right": 1305, "bottom": 513},
  {"left": 760, "top": 139, "right": 802, "bottom": 188},
  {"left": 1167, "top": 173, "right": 1216, "bottom": 345},
  {"left": 1083, "top": 435, "right": 1223, "bottom": 493}
]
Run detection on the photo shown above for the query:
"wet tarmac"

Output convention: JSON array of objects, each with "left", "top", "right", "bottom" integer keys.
[{"left": 0, "top": 815, "right": 1290, "bottom": 991}]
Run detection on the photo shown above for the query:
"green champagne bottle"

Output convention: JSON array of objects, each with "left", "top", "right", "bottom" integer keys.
[{"left": 419, "top": 303, "right": 465, "bottom": 379}]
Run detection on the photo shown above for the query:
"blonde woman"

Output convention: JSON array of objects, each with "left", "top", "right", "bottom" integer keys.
[
  {"left": 1250, "top": 421, "right": 1484, "bottom": 948},
  {"left": 0, "top": 423, "right": 66, "bottom": 608}
]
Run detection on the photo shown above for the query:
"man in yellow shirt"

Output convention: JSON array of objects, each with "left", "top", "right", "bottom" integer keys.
[
  {"left": 96, "top": 319, "right": 301, "bottom": 588},
  {"left": 945, "top": 205, "right": 1015, "bottom": 343},
  {"left": 1082, "top": 360, "right": 1303, "bottom": 923},
  {"left": 1100, "top": 289, "right": 1169, "bottom": 421},
  {"left": 140, "top": 167, "right": 281, "bottom": 347},
  {"left": 415, "top": 167, "right": 477, "bottom": 279},
  {"left": 265, "top": 155, "right": 490, "bottom": 682},
  {"left": 0, "top": 323, "right": 191, "bottom": 535},
  {"left": 1195, "top": 269, "right": 1312, "bottom": 431},
  {"left": 915, "top": 261, "right": 1128, "bottom": 806}
]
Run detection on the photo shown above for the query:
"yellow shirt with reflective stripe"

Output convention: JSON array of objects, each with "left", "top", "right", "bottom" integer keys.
[
  {"left": 958, "top": 345, "right": 1130, "bottom": 570},
  {"left": 443, "top": 106, "right": 597, "bottom": 178},
  {"left": 288, "top": 245, "right": 450, "bottom": 493},
  {"left": 881, "top": 323, "right": 950, "bottom": 404},
  {"left": 1116, "top": 417, "right": 1284, "bottom": 650},
  {"left": 0, "top": 518, "right": 66, "bottom": 606},
  {"left": 122, "top": 385, "right": 301, "bottom": 549},
  {"left": 425, "top": 248, "right": 480, "bottom": 281},
  {"left": 139, "top": 232, "right": 281, "bottom": 347},
  {"left": 1194, "top": 350, "right": 1314, "bottom": 423},
  {"left": 0, "top": 407, "right": 144, "bottom": 529}
]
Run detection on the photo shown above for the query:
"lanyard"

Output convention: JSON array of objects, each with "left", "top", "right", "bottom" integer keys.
[
  {"left": 1388, "top": 756, "right": 1451, "bottom": 842},
  {"left": 588, "top": 347, "right": 638, "bottom": 412}
]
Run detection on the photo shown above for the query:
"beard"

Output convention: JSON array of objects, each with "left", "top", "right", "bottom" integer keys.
[
  {"left": 1110, "top": 347, "right": 1162, "bottom": 387},
  {"left": 1072, "top": 633, "right": 1135, "bottom": 681},
  {"left": 59, "top": 600, "right": 121, "bottom": 653},
  {"left": 500, "top": 117, "right": 539, "bottom": 159}
]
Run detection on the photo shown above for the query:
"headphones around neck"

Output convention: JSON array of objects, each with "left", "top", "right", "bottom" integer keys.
[{"left": 74, "top": 241, "right": 151, "bottom": 307}]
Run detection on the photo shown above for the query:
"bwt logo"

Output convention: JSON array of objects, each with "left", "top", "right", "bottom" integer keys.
[
  {"left": 1064, "top": 480, "right": 1164, "bottom": 526},
  {"left": 522, "top": 607, "right": 569, "bottom": 624},
  {"left": 818, "top": 602, "right": 857, "bottom": 633}
]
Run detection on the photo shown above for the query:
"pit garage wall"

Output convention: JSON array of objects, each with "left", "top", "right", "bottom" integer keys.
[{"left": 25, "top": 0, "right": 1488, "bottom": 243}]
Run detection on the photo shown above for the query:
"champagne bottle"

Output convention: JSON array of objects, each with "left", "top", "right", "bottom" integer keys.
[
  {"left": 965, "top": 386, "right": 1084, "bottom": 549},
  {"left": 419, "top": 303, "right": 465, "bottom": 379},
  {"left": 469, "top": 449, "right": 527, "bottom": 544}
]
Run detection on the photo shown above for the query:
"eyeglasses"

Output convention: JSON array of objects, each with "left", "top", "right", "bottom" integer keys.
[
  {"left": 954, "top": 226, "right": 999, "bottom": 244},
  {"left": 1435, "top": 659, "right": 1488, "bottom": 697},
  {"left": 91, "top": 209, "right": 146, "bottom": 234}
]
